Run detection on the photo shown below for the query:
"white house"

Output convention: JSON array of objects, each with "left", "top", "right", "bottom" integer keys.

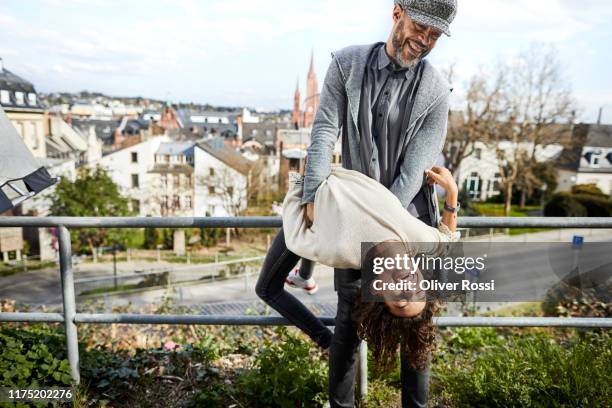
[
  {"left": 92, "top": 136, "right": 250, "bottom": 217},
  {"left": 455, "top": 140, "right": 564, "bottom": 201},
  {"left": 556, "top": 124, "right": 612, "bottom": 194}
]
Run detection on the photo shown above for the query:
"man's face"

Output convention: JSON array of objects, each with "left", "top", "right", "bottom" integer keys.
[{"left": 390, "top": 6, "right": 442, "bottom": 68}]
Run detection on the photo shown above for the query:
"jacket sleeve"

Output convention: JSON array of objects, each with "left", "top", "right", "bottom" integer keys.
[
  {"left": 390, "top": 93, "right": 450, "bottom": 209},
  {"left": 301, "top": 57, "right": 347, "bottom": 205}
]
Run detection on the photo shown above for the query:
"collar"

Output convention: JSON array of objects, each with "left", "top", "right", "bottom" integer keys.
[{"left": 377, "top": 44, "right": 415, "bottom": 79}]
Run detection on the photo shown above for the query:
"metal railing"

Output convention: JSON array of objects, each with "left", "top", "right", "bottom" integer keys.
[{"left": 1, "top": 216, "right": 611, "bottom": 391}]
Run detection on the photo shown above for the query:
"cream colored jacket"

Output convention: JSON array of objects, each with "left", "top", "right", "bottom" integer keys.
[{"left": 282, "top": 167, "right": 460, "bottom": 269}]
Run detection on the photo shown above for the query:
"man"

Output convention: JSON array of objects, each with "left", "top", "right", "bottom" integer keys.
[{"left": 301, "top": 1, "right": 457, "bottom": 406}]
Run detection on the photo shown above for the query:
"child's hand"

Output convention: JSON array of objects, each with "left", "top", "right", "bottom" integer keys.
[{"left": 425, "top": 166, "right": 457, "bottom": 195}]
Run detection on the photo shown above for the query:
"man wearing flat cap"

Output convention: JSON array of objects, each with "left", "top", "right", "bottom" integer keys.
[{"left": 301, "top": 1, "right": 458, "bottom": 406}]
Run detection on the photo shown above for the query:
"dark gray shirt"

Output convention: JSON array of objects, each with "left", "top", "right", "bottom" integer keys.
[{"left": 358, "top": 43, "right": 422, "bottom": 189}]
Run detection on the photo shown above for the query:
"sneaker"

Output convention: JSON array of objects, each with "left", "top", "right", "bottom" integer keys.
[{"left": 285, "top": 268, "right": 319, "bottom": 295}]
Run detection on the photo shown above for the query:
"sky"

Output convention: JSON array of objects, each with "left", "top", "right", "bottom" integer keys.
[{"left": 1, "top": 0, "right": 611, "bottom": 123}]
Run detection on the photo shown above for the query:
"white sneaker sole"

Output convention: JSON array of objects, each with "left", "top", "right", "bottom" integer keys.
[{"left": 285, "top": 280, "right": 319, "bottom": 295}]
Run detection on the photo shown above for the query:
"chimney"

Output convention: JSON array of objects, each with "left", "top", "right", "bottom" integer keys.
[{"left": 597, "top": 107, "right": 603, "bottom": 125}]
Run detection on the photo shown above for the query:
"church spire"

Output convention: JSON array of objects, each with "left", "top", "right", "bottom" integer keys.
[{"left": 308, "top": 49, "right": 315, "bottom": 75}]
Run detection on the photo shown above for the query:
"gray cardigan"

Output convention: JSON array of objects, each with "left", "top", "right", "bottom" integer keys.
[{"left": 301, "top": 42, "right": 451, "bottom": 227}]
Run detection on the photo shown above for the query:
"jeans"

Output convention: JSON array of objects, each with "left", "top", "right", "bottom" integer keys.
[
  {"left": 298, "top": 258, "right": 314, "bottom": 280},
  {"left": 255, "top": 228, "right": 333, "bottom": 349},
  {"left": 330, "top": 268, "right": 430, "bottom": 408}
]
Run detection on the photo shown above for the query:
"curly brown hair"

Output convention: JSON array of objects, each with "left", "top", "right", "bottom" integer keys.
[
  {"left": 352, "top": 295, "right": 441, "bottom": 373},
  {"left": 353, "top": 241, "right": 442, "bottom": 372}
]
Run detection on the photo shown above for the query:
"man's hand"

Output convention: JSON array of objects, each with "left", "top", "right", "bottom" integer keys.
[{"left": 303, "top": 203, "right": 315, "bottom": 228}]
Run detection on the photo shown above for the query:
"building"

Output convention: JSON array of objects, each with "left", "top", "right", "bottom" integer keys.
[
  {"left": 303, "top": 52, "right": 319, "bottom": 128},
  {"left": 93, "top": 137, "right": 251, "bottom": 217},
  {"left": 0, "top": 60, "right": 47, "bottom": 157},
  {"left": 556, "top": 124, "right": 612, "bottom": 194},
  {"left": 454, "top": 140, "right": 565, "bottom": 201},
  {"left": 292, "top": 52, "right": 319, "bottom": 129},
  {"left": 292, "top": 79, "right": 301, "bottom": 128}
]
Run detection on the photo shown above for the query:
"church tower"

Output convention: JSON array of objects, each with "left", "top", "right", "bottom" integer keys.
[
  {"left": 292, "top": 78, "right": 301, "bottom": 129},
  {"left": 303, "top": 51, "right": 319, "bottom": 128}
]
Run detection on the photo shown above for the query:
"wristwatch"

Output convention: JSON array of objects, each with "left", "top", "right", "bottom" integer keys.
[{"left": 443, "top": 201, "right": 460, "bottom": 213}]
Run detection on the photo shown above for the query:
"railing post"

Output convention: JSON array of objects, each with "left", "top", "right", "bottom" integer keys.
[
  {"left": 358, "top": 340, "right": 368, "bottom": 398},
  {"left": 58, "top": 226, "right": 80, "bottom": 384}
]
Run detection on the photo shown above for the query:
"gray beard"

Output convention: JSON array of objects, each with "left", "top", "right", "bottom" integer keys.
[{"left": 395, "top": 47, "right": 420, "bottom": 69}]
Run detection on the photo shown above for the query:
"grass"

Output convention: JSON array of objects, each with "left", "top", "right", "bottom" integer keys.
[
  {"left": 79, "top": 283, "right": 141, "bottom": 296},
  {"left": 0, "top": 260, "right": 57, "bottom": 278},
  {"left": 470, "top": 203, "right": 550, "bottom": 236}
]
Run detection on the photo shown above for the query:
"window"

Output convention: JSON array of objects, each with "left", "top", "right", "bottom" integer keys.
[
  {"left": 165, "top": 154, "right": 170, "bottom": 163},
  {"left": 173, "top": 195, "right": 180, "bottom": 209},
  {"left": 187, "top": 155, "right": 193, "bottom": 164},
  {"left": 131, "top": 199, "right": 140, "bottom": 213},
  {"left": 161, "top": 174, "right": 168, "bottom": 187},
  {"left": 208, "top": 186, "right": 215, "bottom": 195},
  {"left": 227, "top": 186, "right": 234, "bottom": 197},
  {"left": 209, "top": 167, "right": 215, "bottom": 176},
  {"left": 27, "top": 93, "right": 37, "bottom": 106},
  {"left": 131, "top": 152, "right": 138, "bottom": 163},
  {"left": 174, "top": 174, "right": 180, "bottom": 187},
  {"left": 15, "top": 92, "right": 24, "bottom": 105},
  {"left": 185, "top": 195, "right": 192, "bottom": 209},
  {"left": 475, "top": 148, "right": 482, "bottom": 159},
  {"left": 0, "top": 90, "right": 10, "bottom": 105},
  {"left": 589, "top": 151, "right": 603, "bottom": 167},
  {"left": 131, "top": 174, "right": 140, "bottom": 188},
  {"left": 186, "top": 175, "right": 193, "bottom": 187}
]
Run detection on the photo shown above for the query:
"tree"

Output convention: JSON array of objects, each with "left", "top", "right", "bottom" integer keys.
[
  {"left": 50, "top": 166, "right": 131, "bottom": 254},
  {"left": 443, "top": 65, "right": 505, "bottom": 178},
  {"left": 198, "top": 167, "right": 249, "bottom": 237},
  {"left": 488, "top": 45, "right": 575, "bottom": 215}
]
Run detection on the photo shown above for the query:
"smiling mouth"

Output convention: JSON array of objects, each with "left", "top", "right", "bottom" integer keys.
[{"left": 406, "top": 39, "right": 424, "bottom": 56}]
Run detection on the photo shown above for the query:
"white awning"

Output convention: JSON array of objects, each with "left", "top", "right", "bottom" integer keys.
[{"left": 0, "top": 106, "right": 57, "bottom": 213}]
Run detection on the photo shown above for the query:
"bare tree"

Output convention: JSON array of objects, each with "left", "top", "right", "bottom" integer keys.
[
  {"left": 198, "top": 168, "right": 249, "bottom": 235},
  {"left": 489, "top": 45, "right": 575, "bottom": 215},
  {"left": 443, "top": 66, "right": 506, "bottom": 179}
]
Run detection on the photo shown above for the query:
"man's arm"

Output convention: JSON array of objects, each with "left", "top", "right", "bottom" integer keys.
[
  {"left": 389, "top": 94, "right": 450, "bottom": 208},
  {"left": 301, "top": 57, "right": 347, "bottom": 205}
]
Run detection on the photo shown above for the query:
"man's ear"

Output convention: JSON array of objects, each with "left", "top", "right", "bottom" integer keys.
[{"left": 392, "top": 4, "right": 403, "bottom": 23}]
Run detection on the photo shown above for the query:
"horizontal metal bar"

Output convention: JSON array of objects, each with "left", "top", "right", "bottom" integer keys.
[
  {"left": 0, "top": 216, "right": 281, "bottom": 228},
  {"left": 0, "top": 216, "right": 611, "bottom": 229},
  {"left": 1, "top": 313, "right": 610, "bottom": 327},
  {"left": 74, "top": 313, "right": 337, "bottom": 326},
  {"left": 0, "top": 312, "right": 65, "bottom": 322},
  {"left": 73, "top": 314, "right": 612, "bottom": 328}
]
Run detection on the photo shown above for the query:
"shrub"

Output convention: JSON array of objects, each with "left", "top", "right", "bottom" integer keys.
[
  {"left": 544, "top": 193, "right": 587, "bottom": 217},
  {"left": 188, "top": 327, "right": 328, "bottom": 407},
  {"left": 237, "top": 327, "right": 328, "bottom": 407},
  {"left": 571, "top": 183, "right": 606, "bottom": 197},
  {"left": 573, "top": 194, "right": 612, "bottom": 216},
  {"left": 0, "top": 326, "right": 73, "bottom": 390},
  {"left": 435, "top": 332, "right": 612, "bottom": 407}
]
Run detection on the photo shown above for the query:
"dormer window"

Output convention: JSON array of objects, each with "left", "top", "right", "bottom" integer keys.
[
  {"left": 15, "top": 92, "right": 24, "bottom": 105},
  {"left": 27, "top": 93, "right": 37, "bottom": 106},
  {"left": 0, "top": 90, "right": 9, "bottom": 105},
  {"left": 588, "top": 150, "right": 603, "bottom": 167}
]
